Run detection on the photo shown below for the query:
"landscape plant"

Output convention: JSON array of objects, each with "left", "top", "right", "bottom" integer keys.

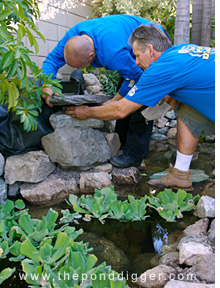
[{"left": 0, "top": 0, "right": 62, "bottom": 132}]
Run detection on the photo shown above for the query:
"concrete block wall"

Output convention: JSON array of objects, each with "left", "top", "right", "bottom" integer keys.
[{"left": 27, "top": 0, "right": 93, "bottom": 78}]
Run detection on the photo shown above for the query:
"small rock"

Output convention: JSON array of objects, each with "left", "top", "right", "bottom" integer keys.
[
  {"left": 103, "top": 133, "right": 121, "bottom": 157},
  {"left": 79, "top": 171, "right": 111, "bottom": 193},
  {"left": 208, "top": 219, "right": 215, "bottom": 245},
  {"left": 0, "top": 178, "right": 7, "bottom": 205},
  {"left": 151, "top": 133, "right": 168, "bottom": 141},
  {"left": 205, "top": 135, "right": 215, "bottom": 143},
  {"left": 4, "top": 151, "right": 56, "bottom": 185},
  {"left": 166, "top": 119, "right": 177, "bottom": 128},
  {"left": 195, "top": 196, "right": 215, "bottom": 218},
  {"left": 0, "top": 153, "right": 5, "bottom": 176},
  {"left": 194, "top": 254, "right": 215, "bottom": 283},
  {"left": 8, "top": 182, "right": 22, "bottom": 197},
  {"left": 164, "top": 280, "right": 215, "bottom": 288},
  {"left": 159, "top": 252, "right": 179, "bottom": 268},
  {"left": 94, "top": 163, "right": 113, "bottom": 173},
  {"left": 112, "top": 167, "right": 140, "bottom": 184},
  {"left": 165, "top": 110, "right": 176, "bottom": 120},
  {"left": 155, "top": 117, "right": 169, "bottom": 128},
  {"left": 178, "top": 241, "right": 213, "bottom": 265},
  {"left": 167, "top": 128, "right": 177, "bottom": 139},
  {"left": 183, "top": 218, "right": 209, "bottom": 236},
  {"left": 137, "top": 265, "right": 176, "bottom": 288}
]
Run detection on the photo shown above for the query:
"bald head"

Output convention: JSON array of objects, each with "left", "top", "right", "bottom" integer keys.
[{"left": 64, "top": 35, "right": 95, "bottom": 68}]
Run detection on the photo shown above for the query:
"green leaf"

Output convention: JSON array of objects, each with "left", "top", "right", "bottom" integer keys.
[
  {"left": 19, "top": 214, "right": 33, "bottom": 234},
  {"left": 0, "top": 9, "right": 13, "bottom": 20},
  {"left": 0, "top": 268, "right": 16, "bottom": 285},
  {"left": 45, "top": 208, "right": 58, "bottom": 230},
  {"left": 7, "top": 60, "right": 17, "bottom": 78},
  {"left": 15, "top": 199, "right": 25, "bottom": 210},
  {"left": 20, "top": 238, "right": 40, "bottom": 262},
  {"left": 85, "top": 254, "right": 97, "bottom": 272},
  {"left": 52, "top": 232, "right": 71, "bottom": 261},
  {"left": 1, "top": 51, "right": 15, "bottom": 70}
]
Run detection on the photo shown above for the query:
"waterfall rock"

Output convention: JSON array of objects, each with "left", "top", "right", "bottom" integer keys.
[{"left": 41, "top": 127, "right": 111, "bottom": 170}]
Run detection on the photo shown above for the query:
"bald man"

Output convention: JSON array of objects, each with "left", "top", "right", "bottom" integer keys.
[{"left": 42, "top": 14, "right": 168, "bottom": 168}]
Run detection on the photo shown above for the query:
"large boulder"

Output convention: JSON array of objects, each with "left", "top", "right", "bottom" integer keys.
[
  {"left": 41, "top": 127, "right": 111, "bottom": 170},
  {"left": 4, "top": 151, "right": 56, "bottom": 185}
]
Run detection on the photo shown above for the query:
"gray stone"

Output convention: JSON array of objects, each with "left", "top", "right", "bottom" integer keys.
[
  {"left": 103, "top": 133, "right": 121, "bottom": 157},
  {"left": 165, "top": 110, "right": 176, "bottom": 120},
  {"left": 208, "top": 219, "right": 215, "bottom": 245},
  {"left": 167, "top": 128, "right": 177, "bottom": 139},
  {"left": 155, "top": 117, "right": 169, "bottom": 128},
  {"left": 137, "top": 265, "right": 176, "bottom": 288},
  {"left": 178, "top": 241, "right": 213, "bottom": 265},
  {"left": 0, "top": 153, "right": 5, "bottom": 176},
  {"left": 41, "top": 127, "right": 111, "bottom": 170},
  {"left": 49, "top": 93, "right": 112, "bottom": 106},
  {"left": 49, "top": 112, "right": 104, "bottom": 130},
  {"left": 164, "top": 280, "right": 215, "bottom": 288},
  {"left": 20, "top": 169, "right": 79, "bottom": 203},
  {"left": 77, "top": 232, "right": 130, "bottom": 272},
  {"left": 112, "top": 167, "right": 140, "bottom": 184},
  {"left": 141, "top": 102, "right": 172, "bottom": 120},
  {"left": 8, "top": 182, "right": 22, "bottom": 197},
  {"left": 0, "top": 178, "right": 7, "bottom": 205},
  {"left": 166, "top": 119, "right": 177, "bottom": 128},
  {"left": 94, "top": 163, "right": 113, "bottom": 173},
  {"left": 83, "top": 73, "right": 102, "bottom": 87},
  {"left": 195, "top": 196, "right": 215, "bottom": 218},
  {"left": 86, "top": 85, "right": 103, "bottom": 95},
  {"left": 79, "top": 171, "right": 111, "bottom": 193},
  {"left": 151, "top": 133, "right": 168, "bottom": 141},
  {"left": 194, "top": 254, "right": 215, "bottom": 283},
  {"left": 4, "top": 151, "right": 56, "bottom": 185},
  {"left": 157, "top": 127, "right": 169, "bottom": 134},
  {"left": 159, "top": 252, "right": 179, "bottom": 268},
  {"left": 183, "top": 218, "right": 209, "bottom": 236},
  {"left": 178, "top": 234, "right": 210, "bottom": 248}
]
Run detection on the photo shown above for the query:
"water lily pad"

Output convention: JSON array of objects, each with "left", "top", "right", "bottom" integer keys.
[{"left": 149, "top": 169, "right": 209, "bottom": 183}]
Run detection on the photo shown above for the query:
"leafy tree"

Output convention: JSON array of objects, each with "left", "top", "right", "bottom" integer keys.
[
  {"left": 91, "top": 0, "right": 177, "bottom": 42},
  {"left": 0, "top": 0, "right": 62, "bottom": 132}
]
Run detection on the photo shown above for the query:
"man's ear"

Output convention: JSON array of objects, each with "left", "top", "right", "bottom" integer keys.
[{"left": 147, "top": 44, "right": 154, "bottom": 56}]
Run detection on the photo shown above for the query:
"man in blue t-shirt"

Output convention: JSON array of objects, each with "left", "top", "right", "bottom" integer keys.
[
  {"left": 66, "top": 24, "right": 215, "bottom": 191},
  {"left": 42, "top": 15, "right": 168, "bottom": 168}
]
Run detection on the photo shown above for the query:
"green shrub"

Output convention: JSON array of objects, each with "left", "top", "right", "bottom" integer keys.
[{"left": 0, "top": 0, "right": 62, "bottom": 132}]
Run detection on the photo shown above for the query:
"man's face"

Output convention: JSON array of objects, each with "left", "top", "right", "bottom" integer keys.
[{"left": 132, "top": 41, "right": 153, "bottom": 71}]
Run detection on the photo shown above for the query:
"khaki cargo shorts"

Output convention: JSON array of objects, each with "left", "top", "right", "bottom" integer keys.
[{"left": 176, "top": 104, "right": 215, "bottom": 138}]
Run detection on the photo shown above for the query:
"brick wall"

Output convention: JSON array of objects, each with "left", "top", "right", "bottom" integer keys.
[{"left": 28, "top": 0, "right": 93, "bottom": 78}]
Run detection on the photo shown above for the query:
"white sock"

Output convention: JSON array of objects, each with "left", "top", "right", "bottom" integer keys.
[{"left": 174, "top": 151, "right": 193, "bottom": 172}]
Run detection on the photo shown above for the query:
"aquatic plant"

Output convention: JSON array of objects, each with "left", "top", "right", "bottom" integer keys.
[
  {"left": 147, "top": 188, "right": 200, "bottom": 222},
  {"left": 65, "top": 185, "right": 149, "bottom": 223}
]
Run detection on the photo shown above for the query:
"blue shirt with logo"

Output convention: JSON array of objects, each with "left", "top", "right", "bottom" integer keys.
[
  {"left": 125, "top": 44, "right": 215, "bottom": 122},
  {"left": 42, "top": 14, "right": 165, "bottom": 97}
]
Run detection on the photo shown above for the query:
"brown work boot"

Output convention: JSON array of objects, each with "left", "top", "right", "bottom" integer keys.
[{"left": 148, "top": 164, "right": 193, "bottom": 191}]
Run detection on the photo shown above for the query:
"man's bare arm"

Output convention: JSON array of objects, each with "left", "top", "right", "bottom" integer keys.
[{"left": 65, "top": 97, "right": 142, "bottom": 121}]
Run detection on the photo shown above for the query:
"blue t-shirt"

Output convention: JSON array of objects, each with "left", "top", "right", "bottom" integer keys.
[
  {"left": 125, "top": 44, "right": 215, "bottom": 122},
  {"left": 42, "top": 14, "right": 165, "bottom": 97}
]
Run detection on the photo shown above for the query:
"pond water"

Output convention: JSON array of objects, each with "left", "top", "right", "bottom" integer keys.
[{"left": 0, "top": 139, "right": 214, "bottom": 287}]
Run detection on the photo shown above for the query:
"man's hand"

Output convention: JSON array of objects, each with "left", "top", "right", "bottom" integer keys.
[
  {"left": 158, "top": 95, "right": 179, "bottom": 109},
  {"left": 65, "top": 105, "right": 90, "bottom": 120},
  {"left": 42, "top": 87, "right": 54, "bottom": 107}
]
